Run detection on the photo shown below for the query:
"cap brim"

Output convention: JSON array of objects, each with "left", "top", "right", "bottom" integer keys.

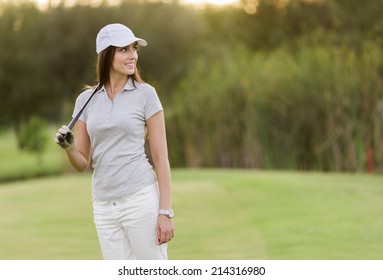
[
  {"left": 113, "top": 37, "right": 147, "bottom": 47},
  {"left": 96, "top": 37, "right": 148, "bottom": 54}
]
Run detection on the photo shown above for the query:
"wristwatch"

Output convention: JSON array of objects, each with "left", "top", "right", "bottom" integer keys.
[{"left": 159, "top": 209, "right": 175, "bottom": 218}]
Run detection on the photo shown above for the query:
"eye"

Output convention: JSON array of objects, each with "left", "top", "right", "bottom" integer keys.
[{"left": 120, "top": 47, "right": 128, "bottom": 52}]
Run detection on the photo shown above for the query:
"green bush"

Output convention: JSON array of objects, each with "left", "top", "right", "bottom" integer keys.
[
  {"left": 168, "top": 40, "right": 383, "bottom": 171},
  {"left": 18, "top": 116, "right": 50, "bottom": 168}
]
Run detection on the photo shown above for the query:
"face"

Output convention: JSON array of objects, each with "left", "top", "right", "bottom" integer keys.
[{"left": 110, "top": 43, "right": 139, "bottom": 77}]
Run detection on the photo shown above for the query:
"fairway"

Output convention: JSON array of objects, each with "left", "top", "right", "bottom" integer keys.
[{"left": 0, "top": 169, "right": 383, "bottom": 260}]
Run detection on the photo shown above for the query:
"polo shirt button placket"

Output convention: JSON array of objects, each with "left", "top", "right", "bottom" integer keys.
[{"left": 107, "top": 103, "right": 112, "bottom": 122}]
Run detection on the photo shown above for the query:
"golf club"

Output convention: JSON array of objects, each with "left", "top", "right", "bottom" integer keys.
[{"left": 58, "top": 85, "right": 100, "bottom": 143}]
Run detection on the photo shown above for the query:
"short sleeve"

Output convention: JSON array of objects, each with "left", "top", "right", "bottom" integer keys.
[
  {"left": 144, "top": 86, "right": 163, "bottom": 120},
  {"left": 72, "top": 89, "right": 93, "bottom": 122}
]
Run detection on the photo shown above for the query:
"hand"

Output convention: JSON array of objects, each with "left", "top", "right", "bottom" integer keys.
[
  {"left": 54, "top": 125, "right": 75, "bottom": 150},
  {"left": 157, "top": 215, "right": 175, "bottom": 245}
]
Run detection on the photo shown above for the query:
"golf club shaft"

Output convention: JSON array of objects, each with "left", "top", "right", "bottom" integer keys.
[{"left": 58, "top": 85, "right": 100, "bottom": 143}]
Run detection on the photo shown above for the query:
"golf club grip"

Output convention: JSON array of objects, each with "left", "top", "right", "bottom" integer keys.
[{"left": 58, "top": 85, "right": 100, "bottom": 143}]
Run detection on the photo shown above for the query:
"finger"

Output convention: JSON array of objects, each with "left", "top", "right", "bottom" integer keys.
[
  {"left": 160, "top": 230, "right": 170, "bottom": 243},
  {"left": 170, "top": 227, "right": 175, "bottom": 238},
  {"left": 167, "top": 232, "right": 173, "bottom": 242},
  {"left": 58, "top": 128, "right": 68, "bottom": 135},
  {"left": 160, "top": 231, "right": 166, "bottom": 244},
  {"left": 157, "top": 226, "right": 162, "bottom": 245},
  {"left": 61, "top": 125, "right": 70, "bottom": 133}
]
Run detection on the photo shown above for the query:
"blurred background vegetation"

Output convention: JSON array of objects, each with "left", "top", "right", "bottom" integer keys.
[{"left": 1, "top": 0, "right": 383, "bottom": 174}]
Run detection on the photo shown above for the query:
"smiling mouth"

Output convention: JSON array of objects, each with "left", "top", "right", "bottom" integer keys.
[{"left": 125, "top": 61, "right": 135, "bottom": 67}]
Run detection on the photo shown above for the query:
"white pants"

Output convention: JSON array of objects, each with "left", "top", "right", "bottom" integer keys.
[{"left": 92, "top": 184, "right": 168, "bottom": 260}]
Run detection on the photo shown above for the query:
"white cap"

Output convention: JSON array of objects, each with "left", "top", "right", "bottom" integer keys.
[{"left": 96, "top": 23, "right": 147, "bottom": 54}]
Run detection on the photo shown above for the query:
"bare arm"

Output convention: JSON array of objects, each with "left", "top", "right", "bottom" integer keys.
[
  {"left": 146, "top": 111, "right": 174, "bottom": 244},
  {"left": 65, "top": 120, "right": 91, "bottom": 172}
]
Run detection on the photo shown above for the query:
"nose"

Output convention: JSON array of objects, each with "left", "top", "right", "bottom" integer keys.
[{"left": 127, "top": 49, "right": 137, "bottom": 59}]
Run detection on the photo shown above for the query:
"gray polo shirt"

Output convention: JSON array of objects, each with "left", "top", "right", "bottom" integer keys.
[{"left": 72, "top": 78, "right": 163, "bottom": 200}]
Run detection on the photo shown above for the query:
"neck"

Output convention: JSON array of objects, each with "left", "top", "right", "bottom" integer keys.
[{"left": 107, "top": 75, "right": 128, "bottom": 98}]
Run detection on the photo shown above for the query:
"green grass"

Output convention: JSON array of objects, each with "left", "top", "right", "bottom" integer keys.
[
  {"left": 0, "top": 128, "right": 66, "bottom": 182},
  {"left": 0, "top": 169, "right": 382, "bottom": 260}
]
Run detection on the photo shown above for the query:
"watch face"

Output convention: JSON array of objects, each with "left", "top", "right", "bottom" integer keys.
[{"left": 168, "top": 209, "right": 174, "bottom": 218}]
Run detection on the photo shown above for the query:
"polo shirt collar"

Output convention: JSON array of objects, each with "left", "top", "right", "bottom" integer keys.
[
  {"left": 123, "top": 77, "right": 136, "bottom": 91},
  {"left": 99, "top": 77, "right": 137, "bottom": 93}
]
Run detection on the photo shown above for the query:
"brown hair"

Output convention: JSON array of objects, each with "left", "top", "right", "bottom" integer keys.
[{"left": 96, "top": 44, "right": 144, "bottom": 89}]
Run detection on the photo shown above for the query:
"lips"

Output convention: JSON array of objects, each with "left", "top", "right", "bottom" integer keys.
[{"left": 125, "top": 61, "right": 135, "bottom": 68}]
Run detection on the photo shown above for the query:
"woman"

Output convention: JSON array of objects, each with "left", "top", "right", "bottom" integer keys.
[{"left": 54, "top": 23, "right": 174, "bottom": 260}]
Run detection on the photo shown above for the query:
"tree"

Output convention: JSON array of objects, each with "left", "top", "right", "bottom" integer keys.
[{"left": 18, "top": 116, "right": 50, "bottom": 169}]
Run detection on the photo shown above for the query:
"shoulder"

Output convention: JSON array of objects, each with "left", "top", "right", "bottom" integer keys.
[
  {"left": 135, "top": 82, "right": 156, "bottom": 94},
  {"left": 125, "top": 77, "right": 157, "bottom": 96},
  {"left": 135, "top": 83, "right": 160, "bottom": 102},
  {"left": 77, "top": 88, "right": 94, "bottom": 99},
  {"left": 75, "top": 87, "right": 98, "bottom": 103}
]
